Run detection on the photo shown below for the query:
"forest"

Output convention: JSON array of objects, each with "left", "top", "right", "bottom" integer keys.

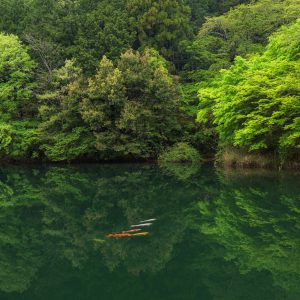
[{"left": 0, "top": 0, "right": 299, "bottom": 168}]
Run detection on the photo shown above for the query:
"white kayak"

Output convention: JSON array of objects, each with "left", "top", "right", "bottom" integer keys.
[
  {"left": 140, "top": 218, "right": 157, "bottom": 223},
  {"left": 130, "top": 223, "right": 152, "bottom": 228}
]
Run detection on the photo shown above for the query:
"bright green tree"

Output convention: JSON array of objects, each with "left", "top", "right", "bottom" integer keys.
[
  {"left": 198, "top": 19, "right": 300, "bottom": 163},
  {"left": 184, "top": 0, "right": 300, "bottom": 79},
  {"left": 0, "top": 33, "right": 39, "bottom": 161},
  {"left": 0, "top": 33, "right": 35, "bottom": 119}
]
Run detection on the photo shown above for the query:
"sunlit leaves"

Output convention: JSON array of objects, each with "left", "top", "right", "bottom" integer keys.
[{"left": 197, "top": 20, "right": 300, "bottom": 161}]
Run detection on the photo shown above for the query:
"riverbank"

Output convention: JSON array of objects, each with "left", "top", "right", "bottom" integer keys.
[
  {"left": 1, "top": 154, "right": 299, "bottom": 171},
  {"left": 216, "top": 149, "right": 300, "bottom": 170}
]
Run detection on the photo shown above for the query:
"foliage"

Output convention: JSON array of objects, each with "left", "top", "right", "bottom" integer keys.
[
  {"left": 0, "top": 33, "right": 38, "bottom": 160},
  {"left": 0, "top": 33, "right": 35, "bottom": 119},
  {"left": 197, "top": 170, "right": 300, "bottom": 297},
  {"left": 70, "top": 0, "right": 135, "bottom": 73},
  {"left": 159, "top": 142, "right": 201, "bottom": 163},
  {"left": 38, "top": 50, "right": 182, "bottom": 161},
  {"left": 0, "top": 124, "right": 13, "bottom": 157},
  {"left": 0, "top": 0, "right": 299, "bottom": 164},
  {"left": 198, "top": 19, "right": 300, "bottom": 163},
  {"left": 127, "top": 0, "right": 192, "bottom": 64},
  {"left": 81, "top": 49, "right": 182, "bottom": 160},
  {"left": 184, "top": 0, "right": 300, "bottom": 78},
  {"left": 185, "top": 0, "right": 251, "bottom": 30},
  {"left": 0, "top": 121, "right": 39, "bottom": 160},
  {"left": 38, "top": 60, "right": 94, "bottom": 161}
]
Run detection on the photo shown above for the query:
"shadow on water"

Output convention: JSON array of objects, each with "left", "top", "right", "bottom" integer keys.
[{"left": 0, "top": 164, "right": 299, "bottom": 299}]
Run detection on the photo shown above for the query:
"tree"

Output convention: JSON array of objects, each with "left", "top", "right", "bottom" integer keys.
[
  {"left": 211, "top": 0, "right": 250, "bottom": 13},
  {"left": 0, "top": 33, "right": 38, "bottom": 161},
  {"left": 81, "top": 49, "right": 182, "bottom": 160},
  {"left": 127, "top": 0, "right": 192, "bottom": 64},
  {"left": 0, "top": 0, "right": 28, "bottom": 36},
  {"left": 198, "top": 19, "right": 300, "bottom": 163},
  {"left": 71, "top": 0, "right": 135, "bottom": 73},
  {"left": 0, "top": 33, "right": 35, "bottom": 119},
  {"left": 38, "top": 60, "right": 94, "bottom": 161},
  {"left": 184, "top": 0, "right": 300, "bottom": 78},
  {"left": 185, "top": 0, "right": 251, "bottom": 31}
]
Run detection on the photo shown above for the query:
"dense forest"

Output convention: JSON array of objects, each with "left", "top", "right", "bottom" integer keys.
[{"left": 0, "top": 0, "right": 299, "bottom": 167}]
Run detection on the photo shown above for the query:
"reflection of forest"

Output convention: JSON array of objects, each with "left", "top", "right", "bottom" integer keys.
[
  {"left": 0, "top": 164, "right": 212, "bottom": 297},
  {"left": 0, "top": 165, "right": 299, "bottom": 299},
  {"left": 198, "top": 169, "right": 300, "bottom": 299}
]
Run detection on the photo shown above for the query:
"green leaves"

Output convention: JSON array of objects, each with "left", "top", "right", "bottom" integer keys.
[
  {"left": 0, "top": 33, "right": 35, "bottom": 119},
  {"left": 82, "top": 49, "right": 181, "bottom": 160},
  {"left": 71, "top": 0, "right": 135, "bottom": 73},
  {"left": 198, "top": 19, "right": 300, "bottom": 163},
  {"left": 38, "top": 49, "right": 181, "bottom": 161},
  {"left": 159, "top": 142, "right": 201, "bottom": 163},
  {"left": 38, "top": 60, "right": 95, "bottom": 161},
  {"left": 127, "top": 0, "right": 192, "bottom": 62},
  {"left": 185, "top": 0, "right": 300, "bottom": 76},
  {"left": 0, "top": 124, "right": 13, "bottom": 156}
]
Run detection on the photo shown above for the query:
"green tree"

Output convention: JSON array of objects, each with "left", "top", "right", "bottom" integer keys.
[
  {"left": 71, "top": 0, "right": 135, "bottom": 73},
  {"left": 0, "top": 33, "right": 35, "bottom": 119},
  {"left": 127, "top": 0, "right": 192, "bottom": 64},
  {"left": 39, "top": 60, "right": 94, "bottom": 161},
  {"left": 21, "top": 0, "right": 78, "bottom": 75},
  {"left": 184, "top": 0, "right": 300, "bottom": 79},
  {"left": 81, "top": 49, "right": 182, "bottom": 160},
  {"left": 0, "top": 0, "right": 134, "bottom": 74},
  {"left": 0, "top": 33, "right": 38, "bottom": 161},
  {"left": 0, "top": 0, "right": 28, "bottom": 35},
  {"left": 185, "top": 0, "right": 250, "bottom": 30},
  {"left": 198, "top": 19, "right": 300, "bottom": 163}
]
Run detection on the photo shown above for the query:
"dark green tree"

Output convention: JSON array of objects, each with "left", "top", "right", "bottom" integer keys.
[
  {"left": 38, "top": 60, "right": 94, "bottom": 161},
  {"left": 81, "top": 49, "right": 182, "bottom": 160},
  {"left": 127, "top": 0, "right": 192, "bottom": 65},
  {"left": 71, "top": 0, "right": 135, "bottom": 73}
]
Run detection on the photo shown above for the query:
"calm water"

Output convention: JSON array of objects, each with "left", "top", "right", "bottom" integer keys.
[{"left": 0, "top": 164, "right": 299, "bottom": 300}]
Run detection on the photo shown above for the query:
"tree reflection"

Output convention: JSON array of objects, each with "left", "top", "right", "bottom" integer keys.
[
  {"left": 197, "top": 169, "right": 300, "bottom": 299},
  {"left": 0, "top": 164, "right": 206, "bottom": 296},
  {"left": 0, "top": 165, "right": 299, "bottom": 299}
]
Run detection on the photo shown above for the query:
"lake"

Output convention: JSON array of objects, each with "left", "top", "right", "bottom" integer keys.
[{"left": 0, "top": 164, "right": 299, "bottom": 300}]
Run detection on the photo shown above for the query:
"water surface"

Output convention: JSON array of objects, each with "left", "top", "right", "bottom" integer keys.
[{"left": 0, "top": 164, "right": 299, "bottom": 300}]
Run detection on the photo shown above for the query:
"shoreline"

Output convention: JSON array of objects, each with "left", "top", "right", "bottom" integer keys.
[{"left": 0, "top": 156, "right": 299, "bottom": 171}]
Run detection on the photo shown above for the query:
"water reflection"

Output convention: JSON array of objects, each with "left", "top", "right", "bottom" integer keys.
[
  {"left": 198, "top": 169, "right": 300, "bottom": 299},
  {"left": 0, "top": 165, "right": 299, "bottom": 299}
]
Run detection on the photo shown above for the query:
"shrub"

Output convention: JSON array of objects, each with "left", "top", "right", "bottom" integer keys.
[{"left": 159, "top": 142, "right": 201, "bottom": 163}]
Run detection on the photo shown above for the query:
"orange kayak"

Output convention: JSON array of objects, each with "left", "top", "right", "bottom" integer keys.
[
  {"left": 106, "top": 231, "right": 149, "bottom": 238},
  {"left": 122, "top": 229, "right": 142, "bottom": 233},
  {"left": 106, "top": 233, "right": 132, "bottom": 238}
]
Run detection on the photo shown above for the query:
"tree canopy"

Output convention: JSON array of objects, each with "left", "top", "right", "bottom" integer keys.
[
  {"left": 198, "top": 19, "right": 300, "bottom": 164},
  {"left": 0, "top": 0, "right": 299, "bottom": 166}
]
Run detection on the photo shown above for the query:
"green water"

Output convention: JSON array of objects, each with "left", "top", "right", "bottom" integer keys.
[{"left": 0, "top": 164, "right": 299, "bottom": 300}]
